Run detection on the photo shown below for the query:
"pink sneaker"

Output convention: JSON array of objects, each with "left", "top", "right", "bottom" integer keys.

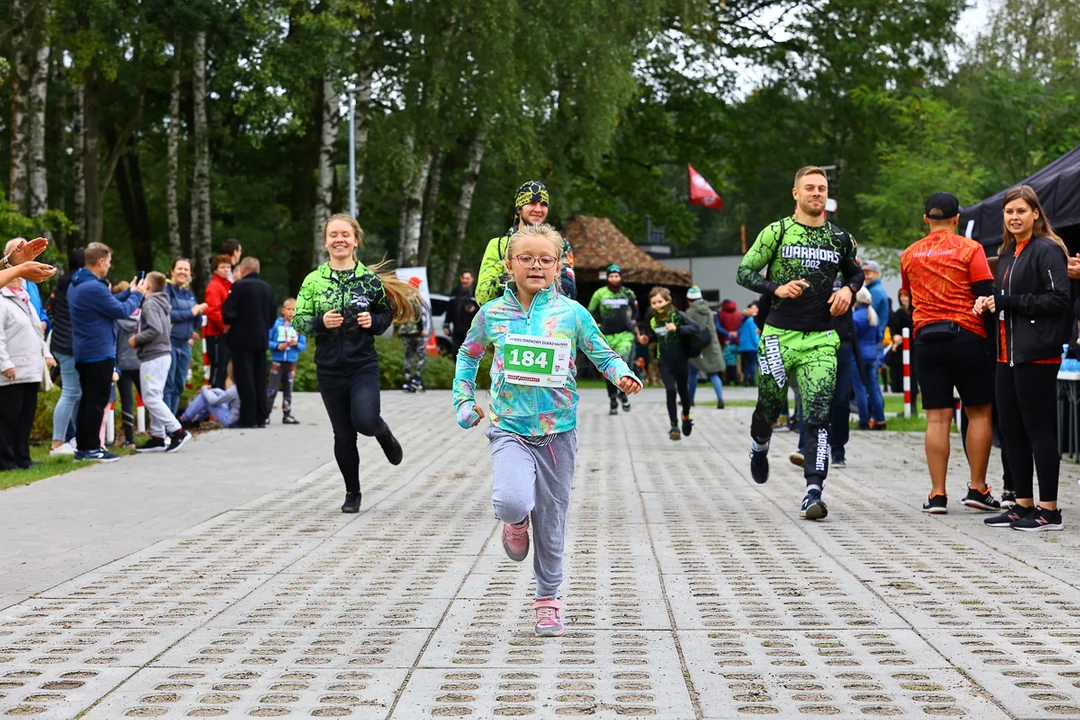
[
  {"left": 534, "top": 597, "right": 563, "bottom": 637},
  {"left": 502, "top": 517, "right": 530, "bottom": 562}
]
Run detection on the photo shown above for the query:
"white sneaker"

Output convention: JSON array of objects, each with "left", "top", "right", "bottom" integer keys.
[{"left": 50, "top": 443, "right": 76, "bottom": 457}]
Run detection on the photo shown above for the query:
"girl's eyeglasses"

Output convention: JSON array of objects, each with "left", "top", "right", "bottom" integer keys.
[{"left": 513, "top": 254, "right": 557, "bottom": 270}]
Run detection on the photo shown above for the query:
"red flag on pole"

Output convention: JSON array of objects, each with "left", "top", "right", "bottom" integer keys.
[{"left": 688, "top": 165, "right": 722, "bottom": 210}]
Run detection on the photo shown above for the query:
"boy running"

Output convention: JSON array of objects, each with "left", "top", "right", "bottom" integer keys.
[{"left": 736, "top": 166, "right": 863, "bottom": 519}]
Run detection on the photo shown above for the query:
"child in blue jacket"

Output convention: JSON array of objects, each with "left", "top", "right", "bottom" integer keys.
[
  {"left": 267, "top": 297, "right": 306, "bottom": 424},
  {"left": 738, "top": 302, "right": 761, "bottom": 384}
]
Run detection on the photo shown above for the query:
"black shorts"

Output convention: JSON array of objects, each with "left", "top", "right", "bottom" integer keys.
[{"left": 914, "top": 328, "right": 995, "bottom": 409}]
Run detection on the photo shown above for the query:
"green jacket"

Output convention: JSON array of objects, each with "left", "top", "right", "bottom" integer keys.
[
  {"left": 587, "top": 285, "right": 638, "bottom": 336},
  {"left": 475, "top": 230, "right": 577, "bottom": 306},
  {"left": 293, "top": 261, "right": 392, "bottom": 373}
]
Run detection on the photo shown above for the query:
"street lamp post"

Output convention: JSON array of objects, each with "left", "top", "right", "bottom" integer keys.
[{"left": 348, "top": 89, "right": 356, "bottom": 218}]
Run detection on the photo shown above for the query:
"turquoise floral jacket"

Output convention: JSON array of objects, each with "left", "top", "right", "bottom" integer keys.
[{"left": 454, "top": 283, "right": 635, "bottom": 436}]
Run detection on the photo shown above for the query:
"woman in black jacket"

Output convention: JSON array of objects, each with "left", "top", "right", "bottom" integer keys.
[{"left": 975, "top": 185, "right": 1070, "bottom": 532}]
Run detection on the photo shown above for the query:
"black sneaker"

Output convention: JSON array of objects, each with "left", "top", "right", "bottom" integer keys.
[
  {"left": 135, "top": 436, "right": 167, "bottom": 453},
  {"left": 341, "top": 492, "right": 361, "bottom": 513},
  {"left": 922, "top": 494, "right": 948, "bottom": 514},
  {"left": 622, "top": 400, "right": 631, "bottom": 412},
  {"left": 985, "top": 503, "right": 1034, "bottom": 527},
  {"left": 609, "top": 402, "right": 619, "bottom": 416},
  {"left": 165, "top": 429, "right": 192, "bottom": 453},
  {"left": 716, "top": 400, "right": 725, "bottom": 409},
  {"left": 282, "top": 415, "right": 300, "bottom": 425},
  {"left": 414, "top": 382, "right": 425, "bottom": 393},
  {"left": 789, "top": 452, "right": 804, "bottom": 468},
  {"left": 801, "top": 489, "right": 828, "bottom": 520},
  {"left": 75, "top": 449, "right": 120, "bottom": 463},
  {"left": 870, "top": 421, "right": 887, "bottom": 431},
  {"left": 377, "top": 429, "right": 403, "bottom": 466},
  {"left": 961, "top": 487, "right": 1001, "bottom": 511},
  {"left": 1000, "top": 491, "right": 1016, "bottom": 506},
  {"left": 857, "top": 423, "right": 871, "bottom": 431},
  {"left": 1011, "top": 507, "right": 1063, "bottom": 532},
  {"left": 681, "top": 415, "right": 693, "bottom": 437},
  {"left": 750, "top": 446, "right": 769, "bottom": 484},
  {"left": 832, "top": 456, "right": 846, "bottom": 469},
  {"left": 669, "top": 426, "right": 681, "bottom": 441}
]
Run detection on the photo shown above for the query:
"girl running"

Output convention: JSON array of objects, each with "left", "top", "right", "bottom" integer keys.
[
  {"left": 638, "top": 286, "right": 701, "bottom": 441},
  {"left": 976, "top": 185, "right": 1070, "bottom": 531},
  {"left": 293, "top": 213, "right": 422, "bottom": 514},
  {"left": 454, "top": 223, "right": 641, "bottom": 637}
]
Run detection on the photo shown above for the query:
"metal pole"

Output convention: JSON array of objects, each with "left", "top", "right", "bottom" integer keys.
[{"left": 348, "top": 90, "right": 356, "bottom": 218}]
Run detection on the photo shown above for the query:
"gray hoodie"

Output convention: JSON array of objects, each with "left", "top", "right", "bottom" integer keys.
[{"left": 134, "top": 292, "right": 173, "bottom": 362}]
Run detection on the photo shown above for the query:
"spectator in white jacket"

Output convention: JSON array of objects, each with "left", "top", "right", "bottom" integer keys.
[{"left": 0, "top": 274, "right": 55, "bottom": 470}]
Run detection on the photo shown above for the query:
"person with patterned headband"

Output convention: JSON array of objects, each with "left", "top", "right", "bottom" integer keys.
[{"left": 475, "top": 181, "right": 576, "bottom": 306}]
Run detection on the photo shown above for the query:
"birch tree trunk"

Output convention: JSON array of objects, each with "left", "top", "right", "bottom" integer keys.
[
  {"left": 28, "top": 41, "right": 51, "bottom": 219},
  {"left": 352, "top": 64, "right": 372, "bottom": 212},
  {"left": 83, "top": 66, "right": 102, "bottom": 245},
  {"left": 9, "top": 0, "right": 30, "bottom": 214},
  {"left": 167, "top": 55, "right": 182, "bottom": 260},
  {"left": 417, "top": 150, "right": 442, "bottom": 268},
  {"left": 73, "top": 84, "right": 86, "bottom": 241},
  {"left": 442, "top": 127, "right": 487, "bottom": 289},
  {"left": 191, "top": 31, "right": 211, "bottom": 284},
  {"left": 313, "top": 72, "right": 338, "bottom": 266},
  {"left": 398, "top": 147, "right": 434, "bottom": 267}
]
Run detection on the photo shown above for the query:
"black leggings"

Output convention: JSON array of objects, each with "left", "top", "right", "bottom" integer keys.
[
  {"left": 117, "top": 369, "right": 141, "bottom": 445},
  {"left": 996, "top": 363, "right": 1059, "bottom": 503},
  {"left": 659, "top": 362, "right": 691, "bottom": 426},
  {"left": 318, "top": 368, "right": 389, "bottom": 493}
]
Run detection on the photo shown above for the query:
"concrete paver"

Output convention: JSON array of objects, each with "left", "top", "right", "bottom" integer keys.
[{"left": 1, "top": 389, "right": 1080, "bottom": 718}]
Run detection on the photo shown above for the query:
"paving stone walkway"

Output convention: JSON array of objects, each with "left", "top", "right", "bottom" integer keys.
[{"left": 1, "top": 389, "right": 1079, "bottom": 719}]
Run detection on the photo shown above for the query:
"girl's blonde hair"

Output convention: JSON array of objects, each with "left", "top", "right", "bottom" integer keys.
[
  {"left": 322, "top": 212, "right": 419, "bottom": 324},
  {"left": 648, "top": 286, "right": 672, "bottom": 303},
  {"left": 501, "top": 223, "right": 563, "bottom": 289}
]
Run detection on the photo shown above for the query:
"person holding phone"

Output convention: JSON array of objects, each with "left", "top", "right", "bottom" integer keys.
[{"left": 293, "top": 214, "right": 423, "bottom": 513}]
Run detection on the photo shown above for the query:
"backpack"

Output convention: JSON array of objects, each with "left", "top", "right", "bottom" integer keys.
[{"left": 676, "top": 311, "right": 710, "bottom": 358}]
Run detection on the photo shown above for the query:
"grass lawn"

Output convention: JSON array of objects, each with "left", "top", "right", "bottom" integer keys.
[{"left": 0, "top": 444, "right": 136, "bottom": 492}]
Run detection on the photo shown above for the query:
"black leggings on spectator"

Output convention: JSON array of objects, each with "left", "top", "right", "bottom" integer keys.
[
  {"left": 318, "top": 368, "right": 389, "bottom": 494},
  {"left": 659, "top": 362, "right": 691, "bottom": 427},
  {"left": 117, "top": 369, "right": 142, "bottom": 445},
  {"left": 75, "top": 359, "right": 114, "bottom": 452},
  {"left": 996, "top": 363, "right": 1058, "bottom": 503}
]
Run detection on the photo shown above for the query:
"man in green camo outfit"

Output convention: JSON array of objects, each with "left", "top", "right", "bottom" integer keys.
[
  {"left": 736, "top": 166, "right": 864, "bottom": 520},
  {"left": 587, "top": 264, "right": 639, "bottom": 415}
]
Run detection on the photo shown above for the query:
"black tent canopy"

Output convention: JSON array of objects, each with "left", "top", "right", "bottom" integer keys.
[{"left": 960, "top": 143, "right": 1080, "bottom": 253}]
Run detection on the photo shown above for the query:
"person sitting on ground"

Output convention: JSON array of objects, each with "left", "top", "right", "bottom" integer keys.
[
  {"left": 182, "top": 363, "right": 241, "bottom": 429},
  {"left": 267, "top": 297, "right": 306, "bottom": 424},
  {"left": 130, "top": 272, "right": 192, "bottom": 453}
]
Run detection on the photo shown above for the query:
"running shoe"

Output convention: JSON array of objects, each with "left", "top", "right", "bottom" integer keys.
[
  {"left": 750, "top": 446, "right": 769, "bottom": 484},
  {"left": 961, "top": 486, "right": 1001, "bottom": 511},
  {"left": 870, "top": 421, "right": 888, "bottom": 431},
  {"left": 832, "top": 455, "right": 846, "bottom": 469},
  {"left": 376, "top": 429, "right": 403, "bottom": 465},
  {"left": 609, "top": 402, "right": 618, "bottom": 416},
  {"left": 857, "top": 422, "right": 871, "bottom": 431},
  {"left": 341, "top": 492, "right": 361, "bottom": 513},
  {"left": 165, "top": 429, "right": 192, "bottom": 453},
  {"left": 1011, "top": 507, "right": 1063, "bottom": 532},
  {"left": 502, "top": 517, "right": 530, "bottom": 562},
  {"left": 984, "top": 503, "right": 1034, "bottom": 527},
  {"left": 136, "top": 436, "right": 167, "bottom": 453},
  {"left": 621, "top": 399, "right": 631, "bottom": 412},
  {"left": 534, "top": 596, "right": 564, "bottom": 637},
  {"left": 716, "top": 400, "right": 725, "bottom": 409},
  {"left": 414, "top": 382, "right": 425, "bottom": 393},
  {"left": 789, "top": 452, "right": 804, "bottom": 468},
  {"left": 402, "top": 382, "right": 414, "bottom": 393},
  {"left": 282, "top": 415, "right": 301, "bottom": 425},
  {"left": 800, "top": 489, "right": 828, "bottom": 520},
  {"left": 1000, "top": 491, "right": 1016, "bottom": 506},
  {"left": 922, "top": 494, "right": 948, "bottom": 514},
  {"left": 669, "top": 426, "right": 681, "bottom": 441},
  {"left": 49, "top": 442, "right": 75, "bottom": 457},
  {"left": 681, "top": 415, "right": 693, "bottom": 437},
  {"left": 74, "top": 449, "right": 119, "bottom": 463}
]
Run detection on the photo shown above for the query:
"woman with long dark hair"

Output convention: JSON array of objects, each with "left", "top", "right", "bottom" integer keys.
[
  {"left": 293, "top": 213, "right": 422, "bottom": 514},
  {"left": 976, "top": 185, "right": 1070, "bottom": 531}
]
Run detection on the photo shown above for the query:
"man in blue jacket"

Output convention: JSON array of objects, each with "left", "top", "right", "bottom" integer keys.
[
  {"left": 68, "top": 242, "right": 148, "bottom": 462},
  {"left": 860, "top": 260, "right": 890, "bottom": 429}
]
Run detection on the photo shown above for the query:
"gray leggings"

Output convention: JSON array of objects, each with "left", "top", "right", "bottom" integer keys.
[{"left": 488, "top": 426, "right": 578, "bottom": 599}]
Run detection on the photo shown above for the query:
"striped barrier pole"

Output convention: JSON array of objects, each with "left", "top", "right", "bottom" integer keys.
[
  {"left": 902, "top": 328, "right": 912, "bottom": 419},
  {"left": 201, "top": 315, "right": 210, "bottom": 386},
  {"left": 103, "top": 401, "right": 115, "bottom": 447},
  {"left": 136, "top": 393, "right": 146, "bottom": 434}
]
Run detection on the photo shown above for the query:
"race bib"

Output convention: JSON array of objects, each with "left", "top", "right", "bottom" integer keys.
[
  {"left": 653, "top": 325, "right": 669, "bottom": 337},
  {"left": 503, "top": 333, "right": 572, "bottom": 388}
]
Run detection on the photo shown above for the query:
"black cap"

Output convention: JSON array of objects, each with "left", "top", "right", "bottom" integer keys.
[{"left": 925, "top": 192, "right": 960, "bottom": 220}]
